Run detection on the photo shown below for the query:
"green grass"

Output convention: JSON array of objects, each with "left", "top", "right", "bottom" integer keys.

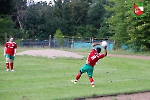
[{"left": 0, "top": 48, "right": 150, "bottom": 100}]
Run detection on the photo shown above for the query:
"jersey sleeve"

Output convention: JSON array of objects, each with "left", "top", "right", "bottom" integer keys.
[
  {"left": 14, "top": 42, "right": 17, "bottom": 48},
  {"left": 99, "top": 53, "right": 105, "bottom": 59},
  {"left": 91, "top": 49, "right": 95, "bottom": 53}
]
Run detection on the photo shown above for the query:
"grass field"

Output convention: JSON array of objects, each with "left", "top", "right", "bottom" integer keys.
[{"left": 0, "top": 47, "right": 150, "bottom": 100}]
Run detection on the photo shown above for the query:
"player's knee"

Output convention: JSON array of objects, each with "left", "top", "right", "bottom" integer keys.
[
  {"left": 88, "top": 74, "right": 92, "bottom": 78},
  {"left": 6, "top": 59, "right": 10, "bottom": 62},
  {"left": 79, "top": 70, "right": 83, "bottom": 74},
  {"left": 89, "top": 76, "right": 92, "bottom": 78}
]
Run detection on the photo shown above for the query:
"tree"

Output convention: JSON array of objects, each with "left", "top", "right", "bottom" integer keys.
[
  {"left": 22, "top": 2, "right": 50, "bottom": 39},
  {"left": 86, "top": 0, "right": 111, "bottom": 39},
  {"left": 14, "top": 0, "right": 27, "bottom": 29},
  {"left": 105, "top": 0, "right": 132, "bottom": 49},
  {"left": 18, "top": 0, "right": 111, "bottom": 40},
  {"left": 54, "top": 29, "right": 65, "bottom": 47},
  {"left": 87, "top": 1, "right": 105, "bottom": 29},
  {"left": 0, "top": 16, "right": 16, "bottom": 44},
  {"left": 127, "top": 0, "right": 150, "bottom": 51},
  {"left": 0, "top": 0, "right": 20, "bottom": 44},
  {"left": 53, "top": 0, "right": 90, "bottom": 36},
  {"left": 0, "top": 0, "right": 15, "bottom": 15},
  {"left": 105, "top": 0, "right": 150, "bottom": 51}
]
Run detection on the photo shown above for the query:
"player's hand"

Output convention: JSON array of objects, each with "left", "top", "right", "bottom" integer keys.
[
  {"left": 4, "top": 54, "right": 6, "bottom": 56},
  {"left": 104, "top": 46, "right": 107, "bottom": 49}
]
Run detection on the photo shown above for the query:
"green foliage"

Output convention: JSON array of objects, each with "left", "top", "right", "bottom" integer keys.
[
  {"left": 128, "top": 1, "right": 150, "bottom": 51},
  {"left": 105, "top": 0, "right": 150, "bottom": 51},
  {"left": 87, "top": 1, "right": 105, "bottom": 28},
  {"left": 54, "top": 29, "right": 65, "bottom": 47},
  {"left": 0, "top": 0, "right": 112, "bottom": 42},
  {"left": 22, "top": 2, "right": 69, "bottom": 39},
  {"left": 0, "top": 15, "right": 16, "bottom": 44},
  {"left": 75, "top": 32, "right": 82, "bottom": 38},
  {"left": 74, "top": 25, "right": 97, "bottom": 37},
  {"left": 87, "top": 0, "right": 111, "bottom": 38},
  {"left": 20, "top": 0, "right": 111, "bottom": 39},
  {"left": 66, "top": 0, "right": 89, "bottom": 25},
  {"left": 0, "top": 0, "right": 28, "bottom": 44},
  {"left": 0, "top": 0, "right": 15, "bottom": 15},
  {"left": 53, "top": 0, "right": 90, "bottom": 36},
  {"left": 19, "top": 29, "right": 29, "bottom": 39},
  {"left": 105, "top": 0, "right": 129, "bottom": 48}
]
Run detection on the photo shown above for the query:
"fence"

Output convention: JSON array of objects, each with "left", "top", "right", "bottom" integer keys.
[{"left": 18, "top": 36, "right": 114, "bottom": 50}]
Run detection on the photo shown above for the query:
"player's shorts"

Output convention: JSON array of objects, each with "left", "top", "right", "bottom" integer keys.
[
  {"left": 80, "top": 64, "right": 94, "bottom": 77},
  {"left": 5, "top": 54, "right": 14, "bottom": 60}
]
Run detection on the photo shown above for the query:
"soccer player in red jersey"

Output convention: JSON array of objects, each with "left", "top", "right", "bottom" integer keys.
[
  {"left": 4, "top": 37, "right": 17, "bottom": 72},
  {"left": 73, "top": 42, "right": 107, "bottom": 87}
]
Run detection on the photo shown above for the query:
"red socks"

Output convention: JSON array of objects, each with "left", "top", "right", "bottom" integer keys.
[
  {"left": 6, "top": 62, "right": 9, "bottom": 69},
  {"left": 10, "top": 62, "right": 13, "bottom": 70},
  {"left": 89, "top": 77, "right": 94, "bottom": 85},
  {"left": 6, "top": 62, "right": 14, "bottom": 70},
  {"left": 75, "top": 73, "right": 81, "bottom": 81},
  {"left": 75, "top": 73, "right": 94, "bottom": 86}
]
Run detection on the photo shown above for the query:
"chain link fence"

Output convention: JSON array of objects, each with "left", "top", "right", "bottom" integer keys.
[{"left": 15, "top": 36, "right": 114, "bottom": 50}]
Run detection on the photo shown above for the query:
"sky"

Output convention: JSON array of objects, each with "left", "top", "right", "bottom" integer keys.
[
  {"left": 27, "top": 0, "right": 54, "bottom": 6},
  {"left": 33, "top": 0, "right": 52, "bottom": 3}
]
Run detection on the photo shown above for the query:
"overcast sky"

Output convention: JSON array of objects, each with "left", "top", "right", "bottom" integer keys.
[
  {"left": 27, "top": 0, "right": 54, "bottom": 6},
  {"left": 33, "top": 0, "right": 52, "bottom": 3}
]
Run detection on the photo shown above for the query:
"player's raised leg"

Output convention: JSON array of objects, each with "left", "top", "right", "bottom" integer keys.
[
  {"left": 89, "top": 77, "right": 94, "bottom": 87},
  {"left": 74, "top": 72, "right": 82, "bottom": 84}
]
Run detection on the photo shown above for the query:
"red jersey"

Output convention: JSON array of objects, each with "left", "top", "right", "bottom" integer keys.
[
  {"left": 87, "top": 49, "right": 105, "bottom": 67},
  {"left": 5, "top": 42, "right": 17, "bottom": 55}
]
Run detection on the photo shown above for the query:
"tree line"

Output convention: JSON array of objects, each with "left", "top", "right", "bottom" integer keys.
[{"left": 0, "top": 0, "right": 150, "bottom": 51}]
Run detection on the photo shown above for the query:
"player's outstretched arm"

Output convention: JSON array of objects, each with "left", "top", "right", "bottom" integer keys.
[
  {"left": 92, "top": 42, "right": 102, "bottom": 47},
  {"left": 14, "top": 48, "right": 17, "bottom": 56},
  {"left": 4, "top": 47, "right": 6, "bottom": 56},
  {"left": 103, "top": 46, "right": 107, "bottom": 56}
]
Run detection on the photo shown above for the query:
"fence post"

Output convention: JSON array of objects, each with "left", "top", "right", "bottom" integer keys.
[
  {"left": 72, "top": 36, "right": 74, "bottom": 48},
  {"left": 92, "top": 37, "right": 94, "bottom": 43},
  {"left": 49, "top": 35, "right": 51, "bottom": 48}
]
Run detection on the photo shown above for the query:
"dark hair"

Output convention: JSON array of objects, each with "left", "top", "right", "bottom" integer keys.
[{"left": 96, "top": 47, "right": 101, "bottom": 53}]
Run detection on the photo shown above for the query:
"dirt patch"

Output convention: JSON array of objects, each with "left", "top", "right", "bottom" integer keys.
[
  {"left": 86, "top": 92, "right": 150, "bottom": 100},
  {"left": 17, "top": 49, "right": 150, "bottom": 100},
  {"left": 17, "top": 49, "right": 83, "bottom": 59}
]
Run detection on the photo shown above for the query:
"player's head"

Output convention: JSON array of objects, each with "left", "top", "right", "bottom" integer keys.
[
  {"left": 96, "top": 47, "right": 101, "bottom": 53},
  {"left": 9, "top": 37, "right": 14, "bottom": 42}
]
